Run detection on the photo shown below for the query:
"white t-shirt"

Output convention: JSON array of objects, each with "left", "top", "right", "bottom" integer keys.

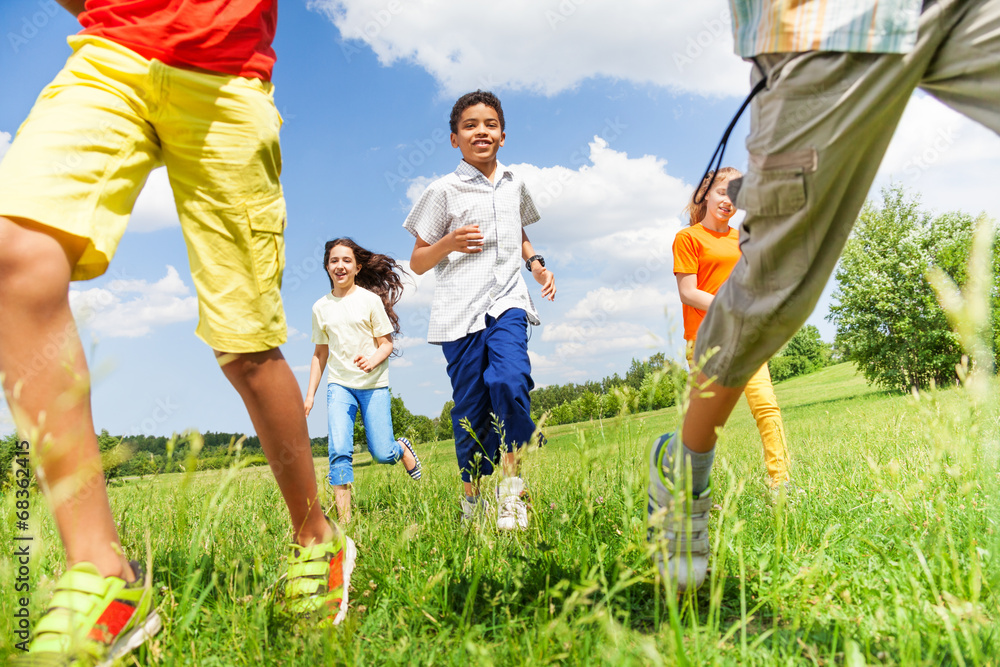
[{"left": 310, "top": 287, "right": 394, "bottom": 390}]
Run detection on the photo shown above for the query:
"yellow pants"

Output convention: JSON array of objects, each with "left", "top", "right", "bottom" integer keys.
[
  {"left": 0, "top": 36, "right": 287, "bottom": 353},
  {"left": 687, "top": 339, "right": 790, "bottom": 487}
]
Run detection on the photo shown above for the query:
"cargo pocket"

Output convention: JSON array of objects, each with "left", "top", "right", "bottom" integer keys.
[
  {"left": 733, "top": 149, "right": 815, "bottom": 292},
  {"left": 247, "top": 197, "right": 286, "bottom": 295},
  {"left": 735, "top": 149, "right": 815, "bottom": 217}
]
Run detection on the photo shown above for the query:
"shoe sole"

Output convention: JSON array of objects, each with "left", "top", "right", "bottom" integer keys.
[
  {"left": 332, "top": 537, "right": 357, "bottom": 626},
  {"left": 497, "top": 519, "right": 528, "bottom": 531},
  {"left": 98, "top": 610, "right": 163, "bottom": 667},
  {"left": 497, "top": 504, "right": 528, "bottom": 531}
]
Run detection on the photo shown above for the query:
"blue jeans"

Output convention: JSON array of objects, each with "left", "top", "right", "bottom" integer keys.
[
  {"left": 326, "top": 383, "right": 402, "bottom": 485},
  {"left": 442, "top": 308, "right": 535, "bottom": 483}
]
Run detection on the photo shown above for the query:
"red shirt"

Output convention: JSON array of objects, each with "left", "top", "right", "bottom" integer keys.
[
  {"left": 78, "top": 0, "right": 278, "bottom": 80},
  {"left": 673, "top": 223, "right": 741, "bottom": 341}
]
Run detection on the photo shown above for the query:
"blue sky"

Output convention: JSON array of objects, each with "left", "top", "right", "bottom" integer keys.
[{"left": 1, "top": 0, "right": 997, "bottom": 438}]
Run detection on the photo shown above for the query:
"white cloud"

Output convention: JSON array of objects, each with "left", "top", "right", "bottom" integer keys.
[
  {"left": 129, "top": 167, "right": 180, "bottom": 232},
  {"left": 565, "top": 285, "right": 679, "bottom": 322},
  {"left": 397, "top": 260, "right": 436, "bottom": 308},
  {"left": 512, "top": 138, "right": 689, "bottom": 275},
  {"left": 291, "top": 364, "right": 311, "bottom": 373},
  {"left": 390, "top": 357, "right": 413, "bottom": 367},
  {"left": 528, "top": 349, "right": 559, "bottom": 372},
  {"left": 541, "top": 321, "right": 665, "bottom": 359},
  {"left": 287, "top": 326, "right": 308, "bottom": 341},
  {"left": 875, "top": 92, "right": 1000, "bottom": 216},
  {"left": 310, "top": 0, "right": 748, "bottom": 97},
  {"left": 0, "top": 131, "right": 11, "bottom": 162},
  {"left": 404, "top": 177, "right": 438, "bottom": 205},
  {"left": 393, "top": 334, "right": 426, "bottom": 350},
  {"left": 69, "top": 266, "right": 198, "bottom": 338}
]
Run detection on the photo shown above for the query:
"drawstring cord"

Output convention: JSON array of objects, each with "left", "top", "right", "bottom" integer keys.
[{"left": 692, "top": 77, "right": 767, "bottom": 206}]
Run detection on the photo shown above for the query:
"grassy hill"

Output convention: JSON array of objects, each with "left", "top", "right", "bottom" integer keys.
[{"left": 1, "top": 363, "right": 997, "bottom": 665}]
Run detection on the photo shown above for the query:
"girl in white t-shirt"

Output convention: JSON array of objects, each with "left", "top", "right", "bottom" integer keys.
[{"left": 305, "top": 238, "right": 421, "bottom": 524}]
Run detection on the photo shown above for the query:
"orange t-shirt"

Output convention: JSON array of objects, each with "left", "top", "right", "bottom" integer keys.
[{"left": 672, "top": 223, "right": 741, "bottom": 341}]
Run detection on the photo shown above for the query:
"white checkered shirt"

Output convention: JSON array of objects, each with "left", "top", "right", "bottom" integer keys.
[{"left": 403, "top": 160, "right": 541, "bottom": 344}]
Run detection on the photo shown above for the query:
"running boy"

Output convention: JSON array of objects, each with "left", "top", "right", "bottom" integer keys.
[
  {"left": 0, "top": 1, "right": 353, "bottom": 662},
  {"left": 649, "top": 0, "right": 1000, "bottom": 593},
  {"left": 403, "top": 90, "right": 556, "bottom": 530}
]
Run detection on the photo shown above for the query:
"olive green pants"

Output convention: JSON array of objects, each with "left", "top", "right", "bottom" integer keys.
[{"left": 699, "top": 0, "right": 1000, "bottom": 386}]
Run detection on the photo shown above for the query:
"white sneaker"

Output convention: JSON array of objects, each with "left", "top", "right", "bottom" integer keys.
[{"left": 496, "top": 476, "right": 528, "bottom": 531}]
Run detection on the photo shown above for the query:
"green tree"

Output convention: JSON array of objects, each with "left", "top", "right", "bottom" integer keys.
[
  {"left": 550, "top": 402, "right": 577, "bottom": 426},
  {"left": 437, "top": 400, "right": 455, "bottom": 441},
  {"left": 828, "top": 186, "right": 998, "bottom": 392},
  {"left": 1, "top": 432, "right": 19, "bottom": 489},
  {"left": 578, "top": 391, "right": 600, "bottom": 421},
  {"left": 638, "top": 369, "right": 677, "bottom": 411},
  {"left": 769, "top": 324, "right": 831, "bottom": 381},
  {"left": 98, "top": 429, "right": 131, "bottom": 480}
]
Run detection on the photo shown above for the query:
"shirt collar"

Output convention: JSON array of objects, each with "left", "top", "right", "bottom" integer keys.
[{"left": 455, "top": 160, "right": 513, "bottom": 183}]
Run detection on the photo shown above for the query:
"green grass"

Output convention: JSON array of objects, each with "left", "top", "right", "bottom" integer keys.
[{"left": 2, "top": 362, "right": 998, "bottom": 665}]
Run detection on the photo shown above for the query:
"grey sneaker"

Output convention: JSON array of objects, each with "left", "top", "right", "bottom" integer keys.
[
  {"left": 460, "top": 494, "right": 490, "bottom": 525},
  {"left": 647, "top": 433, "right": 712, "bottom": 593},
  {"left": 496, "top": 476, "right": 528, "bottom": 531}
]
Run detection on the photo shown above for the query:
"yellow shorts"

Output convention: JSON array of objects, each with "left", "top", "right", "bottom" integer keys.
[{"left": 0, "top": 36, "right": 287, "bottom": 353}]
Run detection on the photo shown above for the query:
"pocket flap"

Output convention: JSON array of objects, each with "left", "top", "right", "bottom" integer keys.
[
  {"left": 735, "top": 168, "right": 806, "bottom": 217},
  {"left": 247, "top": 197, "right": 286, "bottom": 234}
]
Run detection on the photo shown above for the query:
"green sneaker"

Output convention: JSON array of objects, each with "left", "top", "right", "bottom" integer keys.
[
  {"left": 284, "top": 531, "right": 356, "bottom": 626},
  {"left": 11, "top": 561, "right": 160, "bottom": 667}
]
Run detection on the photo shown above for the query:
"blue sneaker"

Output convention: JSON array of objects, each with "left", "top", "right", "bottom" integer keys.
[{"left": 647, "top": 433, "right": 712, "bottom": 592}]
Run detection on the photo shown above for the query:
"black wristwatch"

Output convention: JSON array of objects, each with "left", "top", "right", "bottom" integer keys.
[{"left": 526, "top": 255, "right": 545, "bottom": 271}]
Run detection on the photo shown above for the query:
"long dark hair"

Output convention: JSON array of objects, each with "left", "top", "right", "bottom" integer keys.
[{"left": 323, "top": 238, "right": 404, "bottom": 338}]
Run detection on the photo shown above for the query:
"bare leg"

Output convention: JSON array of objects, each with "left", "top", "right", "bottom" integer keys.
[
  {"left": 0, "top": 217, "right": 132, "bottom": 580},
  {"left": 217, "top": 349, "right": 334, "bottom": 547},
  {"left": 460, "top": 448, "right": 519, "bottom": 497},
  {"left": 501, "top": 450, "right": 518, "bottom": 477},
  {"left": 400, "top": 446, "right": 416, "bottom": 471},
  {"left": 332, "top": 484, "right": 351, "bottom": 524},
  {"left": 681, "top": 373, "right": 745, "bottom": 453}
]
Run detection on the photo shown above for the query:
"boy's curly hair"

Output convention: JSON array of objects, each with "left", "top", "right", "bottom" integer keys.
[
  {"left": 323, "top": 238, "right": 405, "bottom": 340},
  {"left": 449, "top": 90, "right": 505, "bottom": 134}
]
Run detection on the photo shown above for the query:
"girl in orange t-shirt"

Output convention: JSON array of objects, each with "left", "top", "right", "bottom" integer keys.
[{"left": 672, "top": 167, "right": 791, "bottom": 489}]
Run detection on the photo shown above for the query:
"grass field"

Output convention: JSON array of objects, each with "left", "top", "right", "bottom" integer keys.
[{"left": 1, "top": 362, "right": 998, "bottom": 665}]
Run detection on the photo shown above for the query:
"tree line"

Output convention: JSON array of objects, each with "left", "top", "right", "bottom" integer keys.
[{"left": 0, "top": 390, "right": 438, "bottom": 486}]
